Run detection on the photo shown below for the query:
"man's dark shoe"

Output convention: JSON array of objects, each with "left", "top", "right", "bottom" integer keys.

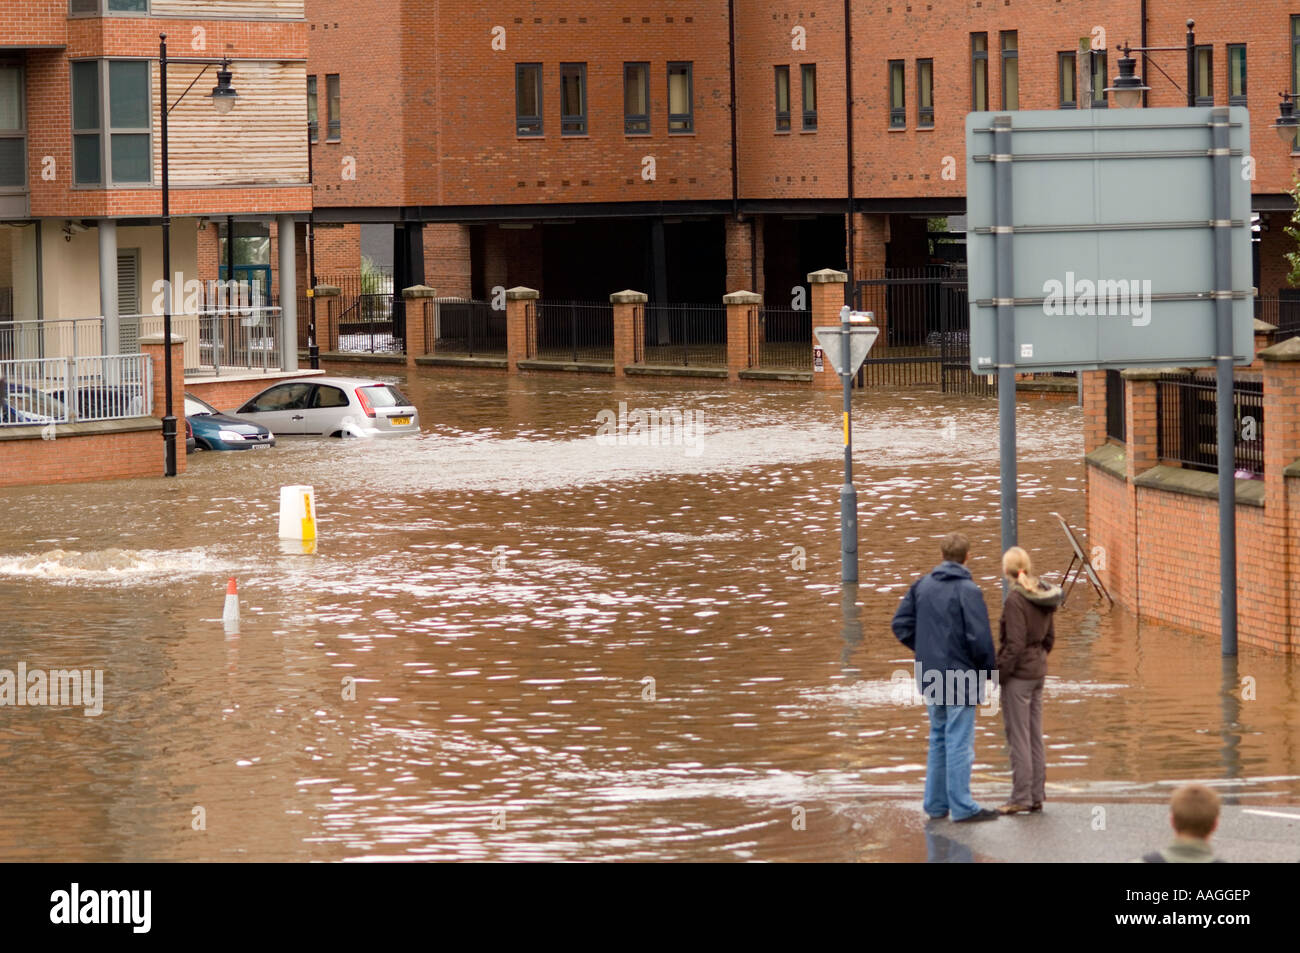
[
  {"left": 1030, "top": 803, "right": 1043, "bottom": 813},
  {"left": 953, "top": 808, "right": 999, "bottom": 823}
]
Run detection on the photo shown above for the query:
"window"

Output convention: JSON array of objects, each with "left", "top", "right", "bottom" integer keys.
[
  {"left": 971, "top": 33, "right": 988, "bottom": 111},
  {"left": 325, "top": 73, "right": 340, "bottom": 139},
  {"left": 624, "top": 62, "right": 650, "bottom": 134},
  {"left": 888, "top": 59, "right": 905, "bottom": 128},
  {"left": 917, "top": 59, "right": 933, "bottom": 127},
  {"left": 0, "top": 64, "right": 24, "bottom": 189},
  {"left": 1194, "top": 45, "right": 1213, "bottom": 106},
  {"left": 71, "top": 59, "right": 151, "bottom": 187},
  {"left": 1228, "top": 44, "right": 1246, "bottom": 106},
  {"left": 774, "top": 65, "right": 790, "bottom": 131},
  {"left": 1001, "top": 32, "right": 1018, "bottom": 110},
  {"left": 801, "top": 64, "right": 817, "bottom": 130},
  {"left": 560, "top": 62, "right": 586, "bottom": 135},
  {"left": 1293, "top": 17, "right": 1300, "bottom": 95},
  {"left": 69, "top": 0, "right": 149, "bottom": 13},
  {"left": 667, "top": 62, "right": 693, "bottom": 133},
  {"left": 312, "top": 386, "right": 350, "bottom": 409},
  {"left": 306, "top": 75, "right": 318, "bottom": 143},
  {"left": 1058, "top": 52, "right": 1077, "bottom": 108},
  {"left": 516, "top": 63, "right": 542, "bottom": 136},
  {"left": 1090, "top": 51, "right": 1108, "bottom": 107}
]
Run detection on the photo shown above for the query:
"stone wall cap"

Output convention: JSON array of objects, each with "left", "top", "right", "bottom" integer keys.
[
  {"left": 1254, "top": 319, "right": 1277, "bottom": 333},
  {"left": 402, "top": 284, "right": 438, "bottom": 299},
  {"left": 505, "top": 287, "right": 540, "bottom": 300},
  {"left": 1285, "top": 459, "right": 1300, "bottom": 479},
  {"left": 807, "top": 268, "right": 848, "bottom": 284},
  {"left": 1120, "top": 367, "right": 1184, "bottom": 380},
  {"left": 609, "top": 290, "right": 649, "bottom": 304},
  {"left": 723, "top": 291, "right": 763, "bottom": 305},
  {"left": 1260, "top": 335, "right": 1300, "bottom": 362},
  {"left": 138, "top": 332, "right": 187, "bottom": 346},
  {"left": 313, "top": 284, "right": 341, "bottom": 296}
]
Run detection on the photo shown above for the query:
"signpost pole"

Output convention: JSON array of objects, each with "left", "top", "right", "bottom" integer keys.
[
  {"left": 993, "top": 115, "right": 1017, "bottom": 570},
  {"left": 840, "top": 304, "right": 857, "bottom": 584},
  {"left": 1210, "top": 106, "right": 1238, "bottom": 655}
]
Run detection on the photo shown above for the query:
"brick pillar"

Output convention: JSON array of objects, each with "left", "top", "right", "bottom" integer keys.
[
  {"left": 1119, "top": 368, "right": 1167, "bottom": 614},
  {"left": 424, "top": 224, "right": 472, "bottom": 299},
  {"left": 611, "top": 289, "right": 647, "bottom": 377},
  {"left": 849, "top": 213, "right": 889, "bottom": 339},
  {"left": 313, "top": 284, "right": 340, "bottom": 353},
  {"left": 139, "top": 333, "right": 187, "bottom": 475},
  {"left": 1248, "top": 320, "right": 1276, "bottom": 371},
  {"left": 723, "top": 290, "right": 761, "bottom": 381},
  {"left": 1261, "top": 337, "right": 1300, "bottom": 650},
  {"left": 505, "top": 286, "right": 539, "bottom": 374},
  {"left": 809, "top": 268, "right": 847, "bottom": 390},
  {"left": 1081, "top": 370, "right": 1108, "bottom": 453},
  {"left": 402, "top": 285, "right": 437, "bottom": 368},
  {"left": 724, "top": 217, "right": 765, "bottom": 302}
]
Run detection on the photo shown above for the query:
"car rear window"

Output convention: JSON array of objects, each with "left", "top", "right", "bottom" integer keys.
[{"left": 359, "top": 384, "right": 410, "bottom": 408}]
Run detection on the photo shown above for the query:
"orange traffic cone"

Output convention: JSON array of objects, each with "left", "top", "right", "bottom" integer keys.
[{"left": 222, "top": 577, "right": 240, "bottom": 633}]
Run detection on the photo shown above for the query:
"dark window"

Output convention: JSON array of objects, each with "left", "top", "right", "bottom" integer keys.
[
  {"left": 72, "top": 61, "right": 102, "bottom": 185},
  {"left": 624, "top": 62, "right": 650, "bottom": 134},
  {"left": 668, "top": 62, "right": 693, "bottom": 132},
  {"left": 1195, "top": 45, "right": 1213, "bottom": 106},
  {"left": 1091, "top": 50, "right": 1108, "bottom": 107},
  {"left": 560, "top": 62, "right": 587, "bottom": 135},
  {"left": 307, "top": 75, "right": 318, "bottom": 142},
  {"left": 70, "top": 0, "right": 149, "bottom": 12},
  {"left": 774, "top": 65, "right": 790, "bottom": 131},
  {"left": 1058, "top": 52, "right": 1077, "bottom": 108},
  {"left": 72, "top": 59, "right": 151, "bottom": 186},
  {"left": 1294, "top": 16, "right": 1300, "bottom": 95},
  {"left": 1228, "top": 44, "right": 1246, "bottom": 105},
  {"left": 0, "top": 64, "right": 25, "bottom": 189},
  {"left": 801, "top": 63, "right": 817, "bottom": 130},
  {"left": 917, "top": 58, "right": 933, "bottom": 127},
  {"left": 971, "top": 33, "right": 988, "bottom": 111},
  {"left": 1001, "top": 31, "right": 1019, "bottom": 110},
  {"left": 325, "top": 73, "right": 340, "bottom": 139},
  {"left": 516, "top": 63, "right": 542, "bottom": 136},
  {"left": 244, "top": 382, "right": 314, "bottom": 414},
  {"left": 312, "top": 385, "right": 349, "bottom": 409},
  {"left": 888, "top": 59, "right": 905, "bottom": 128}
]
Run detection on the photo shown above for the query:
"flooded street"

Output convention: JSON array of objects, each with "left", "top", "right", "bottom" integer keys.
[{"left": 0, "top": 369, "right": 1296, "bottom": 862}]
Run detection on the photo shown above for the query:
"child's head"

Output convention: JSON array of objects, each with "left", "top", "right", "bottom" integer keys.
[{"left": 1170, "top": 784, "right": 1220, "bottom": 840}]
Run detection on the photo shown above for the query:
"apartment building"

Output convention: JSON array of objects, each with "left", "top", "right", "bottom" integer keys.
[
  {"left": 0, "top": 0, "right": 310, "bottom": 359},
  {"left": 302, "top": 1, "right": 1300, "bottom": 310}
]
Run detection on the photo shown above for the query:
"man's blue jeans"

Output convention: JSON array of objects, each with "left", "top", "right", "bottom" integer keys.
[{"left": 924, "top": 703, "right": 980, "bottom": 820}]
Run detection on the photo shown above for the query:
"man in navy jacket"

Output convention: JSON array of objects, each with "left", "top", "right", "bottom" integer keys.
[{"left": 892, "top": 532, "right": 999, "bottom": 823}]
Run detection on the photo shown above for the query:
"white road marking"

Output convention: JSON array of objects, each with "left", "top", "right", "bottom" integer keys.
[{"left": 1242, "top": 808, "right": 1300, "bottom": 820}]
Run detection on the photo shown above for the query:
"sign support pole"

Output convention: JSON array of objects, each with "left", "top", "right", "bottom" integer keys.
[
  {"left": 1210, "top": 106, "right": 1238, "bottom": 656},
  {"left": 840, "top": 304, "right": 857, "bottom": 584},
  {"left": 993, "top": 115, "right": 1018, "bottom": 576}
]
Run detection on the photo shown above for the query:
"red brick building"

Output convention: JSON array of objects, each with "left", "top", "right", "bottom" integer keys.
[{"left": 303, "top": 1, "right": 1300, "bottom": 307}]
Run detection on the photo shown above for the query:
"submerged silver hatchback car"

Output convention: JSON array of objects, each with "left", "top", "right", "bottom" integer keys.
[{"left": 234, "top": 377, "right": 419, "bottom": 437}]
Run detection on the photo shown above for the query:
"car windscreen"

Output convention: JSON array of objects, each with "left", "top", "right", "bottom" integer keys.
[
  {"left": 185, "top": 396, "right": 217, "bottom": 416},
  {"left": 359, "top": 384, "right": 411, "bottom": 408}
]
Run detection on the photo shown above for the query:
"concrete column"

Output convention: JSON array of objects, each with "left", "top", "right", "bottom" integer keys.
[
  {"left": 98, "top": 219, "right": 118, "bottom": 354},
  {"left": 505, "top": 286, "right": 539, "bottom": 374},
  {"left": 403, "top": 285, "right": 437, "bottom": 368},
  {"left": 610, "top": 289, "right": 647, "bottom": 377},
  {"left": 809, "top": 268, "right": 847, "bottom": 390},
  {"left": 723, "top": 290, "right": 761, "bottom": 381},
  {"left": 277, "top": 214, "right": 298, "bottom": 371},
  {"left": 1080, "top": 370, "right": 1108, "bottom": 452},
  {"left": 313, "top": 284, "right": 340, "bottom": 354},
  {"left": 1260, "top": 337, "right": 1300, "bottom": 650},
  {"left": 139, "top": 332, "right": 187, "bottom": 475}
]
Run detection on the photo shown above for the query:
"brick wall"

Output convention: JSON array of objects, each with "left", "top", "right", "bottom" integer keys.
[{"left": 0, "top": 427, "right": 164, "bottom": 488}]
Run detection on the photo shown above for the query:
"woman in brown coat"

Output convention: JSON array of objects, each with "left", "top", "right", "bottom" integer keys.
[{"left": 996, "top": 547, "right": 1063, "bottom": 814}]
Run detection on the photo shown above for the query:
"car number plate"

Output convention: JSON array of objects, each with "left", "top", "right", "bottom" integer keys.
[{"left": 390, "top": 416, "right": 411, "bottom": 426}]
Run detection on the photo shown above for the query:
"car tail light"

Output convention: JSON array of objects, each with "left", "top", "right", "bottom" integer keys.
[
  {"left": 354, "top": 387, "right": 376, "bottom": 418},
  {"left": 186, "top": 418, "right": 193, "bottom": 439}
]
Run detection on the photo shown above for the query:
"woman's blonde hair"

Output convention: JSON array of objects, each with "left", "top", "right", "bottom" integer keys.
[{"left": 1002, "top": 546, "right": 1039, "bottom": 591}]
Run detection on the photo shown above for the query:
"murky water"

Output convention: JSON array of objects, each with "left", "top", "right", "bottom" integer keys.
[{"left": 0, "top": 369, "right": 1296, "bottom": 862}]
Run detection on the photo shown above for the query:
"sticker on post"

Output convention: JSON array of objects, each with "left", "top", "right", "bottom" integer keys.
[
  {"left": 1020, "top": 343, "right": 1033, "bottom": 359},
  {"left": 813, "top": 346, "right": 825, "bottom": 372}
]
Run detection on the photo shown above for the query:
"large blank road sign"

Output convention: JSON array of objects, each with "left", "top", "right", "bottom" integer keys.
[{"left": 966, "top": 107, "right": 1255, "bottom": 373}]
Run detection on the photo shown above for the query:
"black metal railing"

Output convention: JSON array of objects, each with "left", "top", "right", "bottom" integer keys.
[
  {"left": 642, "top": 303, "right": 727, "bottom": 367},
  {"left": 1256, "top": 295, "right": 1300, "bottom": 342},
  {"left": 430, "top": 299, "right": 507, "bottom": 356},
  {"left": 757, "top": 307, "right": 811, "bottom": 370},
  {"left": 1105, "top": 369, "right": 1125, "bottom": 443},
  {"left": 534, "top": 301, "right": 614, "bottom": 362},
  {"left": 319, "top": 273, "right": 398, "bottom": 354},
  {"left": 1156, "top": 373, "right": 1264, "bottom": 477}
]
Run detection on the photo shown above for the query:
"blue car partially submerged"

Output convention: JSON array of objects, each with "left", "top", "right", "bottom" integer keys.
[{"left": 185, "top": 393, "right": 275, "bottom": 451}]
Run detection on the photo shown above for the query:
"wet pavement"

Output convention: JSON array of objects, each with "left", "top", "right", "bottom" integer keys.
[{"left": 0, "top": 367, "right": 1297, "bottom": 861}]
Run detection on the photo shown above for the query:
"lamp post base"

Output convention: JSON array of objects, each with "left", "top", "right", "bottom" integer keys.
[{"left": 162, "top": 415, "right": 178, "bottom": 478}]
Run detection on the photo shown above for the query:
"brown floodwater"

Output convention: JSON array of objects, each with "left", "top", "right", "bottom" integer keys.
[{"left": 0, "top": 368, "right": 1296, "bottom": 862}]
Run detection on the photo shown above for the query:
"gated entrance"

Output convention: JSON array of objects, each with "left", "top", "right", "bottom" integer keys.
[{"left": 853, "top": 266, "right": 993, "bottom": 396}]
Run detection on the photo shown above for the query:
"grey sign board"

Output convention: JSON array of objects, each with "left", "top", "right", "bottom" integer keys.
[{"left": 966, "top": 107, "right": 1255, "bottom": 373}]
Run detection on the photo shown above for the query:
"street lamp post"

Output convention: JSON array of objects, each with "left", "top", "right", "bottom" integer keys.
[
  {"left": 1104, "top": 19, "right": 1195, "bottom": 109},
  {"left": 158, "top": 34, "right": 237, "bottom": 476}
]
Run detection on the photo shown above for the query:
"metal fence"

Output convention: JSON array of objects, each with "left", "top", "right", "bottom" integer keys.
[
  {"left": 0, "top": 318, "right": 106, "bottom": 361},
  {"left": 1, "top": 353, "right": 152, "bottom": 426},
  {"left": 124, "top": 310, "right": 282, "bottom": 375},
  {"left": 643, "top": 303, "right": 727, "bottom": 367},
  {"left": 319, "top": 273, "right": 398, "bottom": 354},
  {"left": 428, "top": 298, "right": 507, "bottom": 356},
  {"left": 757, "top": 307, "right": 811, "bottom": 370},
  {"left": 1256, "top": 296, "right": 1300, "bottom": 341},
  {"left": 1156, "top": 372, "right": 1264, "bottom": 476},
  {"left": 535, "top": 300, "right": 614, "bottom": 362},
  {"left": 1105, "top": 369, "right": 1126, "bottom": 443}
]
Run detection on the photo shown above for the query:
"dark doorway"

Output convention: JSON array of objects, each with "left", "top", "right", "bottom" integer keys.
[{"left": 763, "top": 214, "right": 845, "bottom": 310}]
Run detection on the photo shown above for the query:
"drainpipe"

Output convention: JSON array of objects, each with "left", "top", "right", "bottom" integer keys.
[
  {"left": 844, "top": 0, "right": 855, "bottom": 307},
  {"left": 727, "top": 0, "right": 739, "bottom": 222},
  {"left": 1140, "top": 0, "right": 1148, "bottom": 108}
]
